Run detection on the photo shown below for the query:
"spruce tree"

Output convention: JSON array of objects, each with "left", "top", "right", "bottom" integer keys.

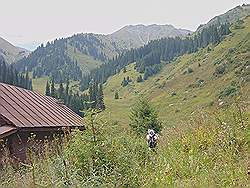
[
  {"left": 137, "top": 75, "right": 143, "bottom": 82},
  {"left": 45, "top": 81, "right": 51, "bottom": 96},
  {"left": 96, "top": 84, "right": 105, "bottom": 110},
  {"left": 50, "top": 78, "right": 56, "bottom": 98},
  {"left": 58, "top": 81, "right": 64, "bottom": 100},
  {"left": 129, "top": 96, "right": 162, "bottom": 134},
  {"left": 64, "top": 79, "right": 70, "bottom": 105},
  {"left": 115, "top": 91, "right": 119, "bottom": 99},
  {"left": 25, "top": 70, "right": 29, "bottom": 89}
]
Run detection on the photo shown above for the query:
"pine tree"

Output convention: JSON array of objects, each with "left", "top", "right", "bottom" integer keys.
[
  {"left": 129, "top": 96, "right": 162, "bottom": 134},
  {"left": 96, "top": 84, "right": 105, "bottom": 110},
  {"left": 58, "top": 81, "right": 64, "bottom": 100},
  {"left": 121, "top": 77, "right": 128, "bottom": 87},
  {"left": 137, "top": 75, "right": 143, "bottom": 82},
  {"left": 25, "top": 70, "right": 29, "bottom": 89},
  {"left": 50, "top": 78, "right": 56, "bottom": 98},
  {"left": 64, "top": 79, "right": 70, "bottom": 105},
  {"left": 45, "top": 81, "right": 51, "bottom": 96},
  {"left": 115, "top": 91, "right": 119, "bottom": 99},
  {"left": 89, "top": 80, "right": 98, "bottom": 108}
]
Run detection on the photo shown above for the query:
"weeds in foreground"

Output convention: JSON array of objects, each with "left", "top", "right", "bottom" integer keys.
[{"left": 0, "top": 102, "right": 248, "bottom": 187}]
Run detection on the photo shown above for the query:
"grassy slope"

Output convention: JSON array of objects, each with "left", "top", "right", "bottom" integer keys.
[
  {"left": 32, "top": 44, "right": 102, "bottom": 94},
  {"left": 32, "top": 76, "right": 80, "bottom": 95},
  {"left": 103, "top": 17, "right": 250, "bottom": 128},
  {"left": 67, "top": 44, "right": 103, "bottom": 74}
]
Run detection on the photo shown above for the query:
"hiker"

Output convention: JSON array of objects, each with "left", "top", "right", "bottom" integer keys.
[{"left": 146, "top": 129, "right": 158, "bottom": 149}]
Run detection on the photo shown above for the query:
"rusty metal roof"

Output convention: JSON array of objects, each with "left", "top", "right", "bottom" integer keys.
[{"left": 0, "top": 83, "right": 83, "bottom": 130}]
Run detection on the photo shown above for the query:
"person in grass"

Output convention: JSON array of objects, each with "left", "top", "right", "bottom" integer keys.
[{"left": 146, "top": 129, "right": 158, "bottom": 149}]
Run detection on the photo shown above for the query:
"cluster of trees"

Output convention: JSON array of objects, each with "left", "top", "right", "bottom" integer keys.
[
  {"left": 121, "top": 76, "right": 132, "bottom": 87},
  {"left": 79, "top": 23, "right": 231, "bottom": 90},
  {"left": 0, "top": 59, "right": 32, "bottom": 90},
  {"left": 137, "top": 75, "right": 143, "bottom": 82},
  {"left": 13, "top": 22, "right": 231, "bottom": 93},
  {"left": 15, "top": 39, "right": 83, "bottom": 83},
  {"left": 45, "top": 79, "right": 105, "bottom": 115}
]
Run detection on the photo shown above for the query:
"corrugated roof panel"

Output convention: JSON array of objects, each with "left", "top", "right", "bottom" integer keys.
[
  {"left": 0, "top": 125, "right": 17, "bottom": 139},
  {"left": 0, "top": 83, "right": 84, "bottom": 129}
]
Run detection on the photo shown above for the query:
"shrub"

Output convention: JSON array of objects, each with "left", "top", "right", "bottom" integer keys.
[
  {"left": 219, "top": 85, "right": 238, "bottom": 98},
  {"left": 114, "top": 91, "right": 119, "bottom": 99},
  {"left": 214, "top": 64, "right": 226, "bottom": 75}
]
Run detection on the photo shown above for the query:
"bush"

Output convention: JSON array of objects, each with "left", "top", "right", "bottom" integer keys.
[
  {"left": 219, "top": 85, "right": 238, "bottom": 98},
  {"left": 114, "top": 91, "right": 119, "bottom": 99},
  {"left": 214, "top": 64, "right": 226, "bottom": 75},
  {"left": 137, "top": 75, "right": 143, "bottom": 83}
]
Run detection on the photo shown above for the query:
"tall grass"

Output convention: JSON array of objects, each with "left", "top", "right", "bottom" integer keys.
[{"left": 0, "top": 102, "right": 248, "bottom": 187}]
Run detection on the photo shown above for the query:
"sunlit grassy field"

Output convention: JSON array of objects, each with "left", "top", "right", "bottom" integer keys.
[{"left": 102, "top": 17, "right": 250, "bottom": 128}]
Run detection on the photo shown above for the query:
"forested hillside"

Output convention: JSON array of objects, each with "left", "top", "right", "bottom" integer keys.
[
  {"left": 78, "top": 22, "right": 231, "bottom": 90},
  {"left": 0, "top": 59, "right": 32, "bottom": 90},
  {"left": 14, "top": 25, "right": 191, "bottom": 83},
  {"left": 103, "top": 15, "right": 250, "bottom": 126}
]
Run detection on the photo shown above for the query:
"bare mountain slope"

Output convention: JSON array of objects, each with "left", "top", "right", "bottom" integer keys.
[
  {"left": 0, "top": 37, "right": 30, "bottom": 64},
  {"left": 110, "top": 24, "right": 192, "bottom": 49}
]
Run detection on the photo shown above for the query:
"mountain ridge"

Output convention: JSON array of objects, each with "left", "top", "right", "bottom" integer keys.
[
  {"left": 0, "top": 37, "right": 30, "bottom": 64},
  {"left": 15, "top": 24, "right": 192, "bottom": 81}
]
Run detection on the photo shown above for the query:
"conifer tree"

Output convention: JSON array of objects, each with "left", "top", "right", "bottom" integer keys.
[
  {"left": 115, "top": 91, "right": 119, "bottom": 99},
  {"left": 64, "top": 79, "right": 70, "bottom": 105},
  {"left": 96, "top": 84, "right": 105, "bottom": 110},
  {"left": 137, "top": 75, "right": 143, "bottom": 82},
  {"left": 45, "top": 81, "right": 51, "bottom": 96},
  {"left": 129, "top": 96, "right": 162, "bottom": 134},
  {"left": 50, "top": 78, "right": 56, "bottom": 98},
  {"left": 58, "top": 81, "right": 64, "bottom": 100}
]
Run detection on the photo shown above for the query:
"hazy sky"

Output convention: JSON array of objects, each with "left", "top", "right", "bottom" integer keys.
[{"left": 0, "top": 0, "right": 249, "bottom": 50}]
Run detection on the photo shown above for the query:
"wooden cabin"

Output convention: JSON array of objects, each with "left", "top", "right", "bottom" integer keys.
[{"left": 0, "top": 83, "right": 84, "bottom": 162}]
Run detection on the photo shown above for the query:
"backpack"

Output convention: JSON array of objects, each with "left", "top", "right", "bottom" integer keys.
[{"left": 148, "top": 134, "right": 157, "bottom": 148}]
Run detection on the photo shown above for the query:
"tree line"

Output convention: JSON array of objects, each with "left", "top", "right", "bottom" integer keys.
[
  {"left": 79, "top": 23, "right": 231, "bottom": 90},
  {"left": 45, "top": 78, "right": 105, "bottom": 115},
  {"left": 15, "top": 39, "right": 83, "bottom": 83},
  {"left": 0, "top": 59, "right": 32, "bottom": 90}
]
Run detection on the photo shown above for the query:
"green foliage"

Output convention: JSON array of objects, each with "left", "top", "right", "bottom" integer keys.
[
  {"left": 114, "top": 91, "right": 119, "bottom": 99},
  {"left": 96, "top": 84, "right": 105, "bottom": 110},
  {"left": 0, "top": 102, "right": 248, "bottom": 187},
  {"left": 50, "top": 78, "right": 56, "bottom": 98},
  {"left": 136, "top": 75, "right": 143, "bottom": 82},
  {"left": 219, "top": 85, "right": 238, "bottom": 98},
  {"left": 214, "top": 64, "right": 226, "bottom": 76},
  {"left": 45, "top": 81, "right": 50, "bottom": 96},
  {"left": 129, "top": 96, "right": 162, "bottom": 134},
  {"left": 79, "top": 22, "right": 231, "bottom": 90},
  {"left": 0, "top": 59, "right": 32, "bottom": 90},
  {"left": 121, "top": 77, "right": 129, "bottom": 87}
]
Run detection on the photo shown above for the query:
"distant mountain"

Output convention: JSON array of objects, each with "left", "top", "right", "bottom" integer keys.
[
  {"left": 197, "top": 4, "right": 250, "bottom": 31},
  {"left": 15, "top": 24, "right": 192, "bottom": 82},
  {"left": 109, "top": 24, "right": 192, "bottom": 49},
  {"left": 0, "top": 37, "right": 30, "bottom": 64}
]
